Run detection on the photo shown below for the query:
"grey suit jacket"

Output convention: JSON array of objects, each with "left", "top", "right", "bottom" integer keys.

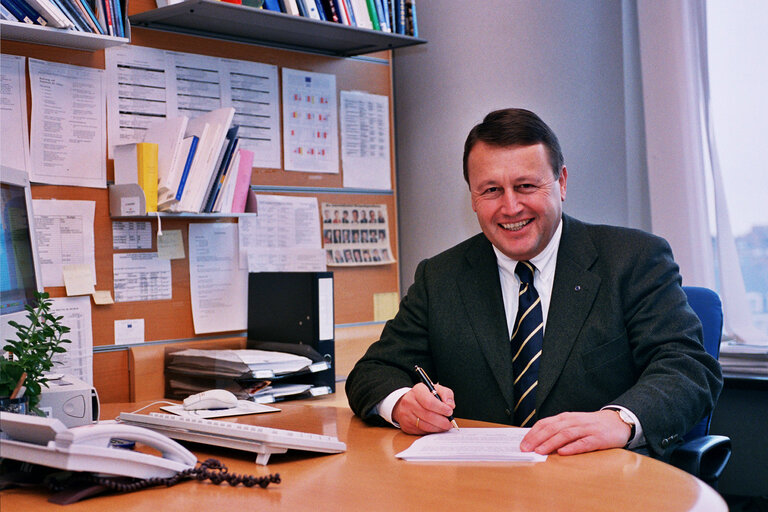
[{"left": 345, "top": 214, "right": 723, "bottom": 458}]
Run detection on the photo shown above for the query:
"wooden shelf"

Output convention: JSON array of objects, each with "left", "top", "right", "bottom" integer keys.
[
  {"left": 129, "top": 0, "right": 426, "bottom": 57},
  {"left": 0, "top": 20, "right": 128, "bottom": 51}
]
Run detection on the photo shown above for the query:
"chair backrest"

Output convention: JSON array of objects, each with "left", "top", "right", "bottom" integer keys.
[{"left": 682, "top": 286, "right": 724, "bottom": 440}]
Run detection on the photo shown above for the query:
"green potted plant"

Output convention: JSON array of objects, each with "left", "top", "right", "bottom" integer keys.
[{"left": 1, "top": 291, "right": 71, "bottom": 415}]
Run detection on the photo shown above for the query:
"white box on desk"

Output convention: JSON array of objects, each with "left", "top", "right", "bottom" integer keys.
[{"left": 38, "top": 375, "right": 100, "bottom": 428}]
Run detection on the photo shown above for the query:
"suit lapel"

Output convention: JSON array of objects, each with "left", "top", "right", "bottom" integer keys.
[
  {"left": 456, "top": 236, "right": 514, "bottom": 408},
  {"left": 537, "top": 215, "right": 600, "bottom": 409}
]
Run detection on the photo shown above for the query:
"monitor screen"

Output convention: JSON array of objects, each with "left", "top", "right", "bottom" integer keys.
[{"left": 0, "top": 168, "right": 42, "bottom": 337}]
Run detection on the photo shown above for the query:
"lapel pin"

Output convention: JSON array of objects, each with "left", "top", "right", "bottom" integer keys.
[{"left": 574, "top": 285, "right": 582, "bottom": 292}]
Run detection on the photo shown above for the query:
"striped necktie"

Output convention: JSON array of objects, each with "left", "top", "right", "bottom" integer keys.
[{"left": 511, "top": 261, "right": 543, "bottom": 427}]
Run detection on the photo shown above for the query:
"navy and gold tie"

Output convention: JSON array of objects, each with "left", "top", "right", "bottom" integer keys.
[{"left": 511, "top": 261, "right": 543, "bottom": 427}]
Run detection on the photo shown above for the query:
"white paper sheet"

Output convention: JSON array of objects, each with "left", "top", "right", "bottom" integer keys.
[
  {"left": 1, "top": 54, "right": 31, "bottom": 173},
  {"left": 238, "top": 194, "right": 321, "bottom": 268},
  {"left": 340, "top": 90, "right": 391, "bottom": 190},
  {"left": 112, "top": 253, "right": 172, "bottom": 302},
  {"left": 282, "top": 68, "right": 339, "bottom": 173},
  {"left": 246, "top": 247, "right": 327, "bottom": 272},
  {"left": 112, "top": 221, "right": 153, "bottom": 249},
  {"left": 49, "top": 296, "right": 93, "bottom": 386},
  {"left": 396, "top": 428, "right": 548, "bottom": 462},
  {"left": 105, "top": 45, "right": 173, "bottom": 157},
  {"left": 28, "top": 59, "right": 106, "bottom": 188},
  {"left": 188, "top": 223, "right": 247, "bottom": 334},
  {"left": 32, "top": 200, "right": 96, "bottom": 287},
  {"left": 169, "top": 51, "right": 224, "bottom": 116},
  {"left": 114, "top": 318, "right": 145, "bottom": 345},
  {"left": 160, "top": 401, "right": 279, "bottom": 418},
  {"left": 219, "top": 58, "right": 281, "bottom": 169}
]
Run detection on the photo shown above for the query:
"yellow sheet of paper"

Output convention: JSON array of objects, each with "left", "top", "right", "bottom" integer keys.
[
  {"left": 157, "top": 229, "right": 185, "bottom": 260},
  {"left": 62, "top": 264, "right": 95, "bottom": 296},
  {"left": 92, "top": 290, "right": 114, "bottom": 305},
  {"left": 373, "top": 292, "right": 400, "bottom": 322}
]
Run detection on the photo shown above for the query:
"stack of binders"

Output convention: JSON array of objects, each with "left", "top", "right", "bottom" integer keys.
[{"left": 164, "top": 347, "right": 333, "bottom": 403}]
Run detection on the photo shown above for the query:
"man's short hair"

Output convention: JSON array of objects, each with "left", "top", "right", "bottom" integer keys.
[{"left": 462, "top": 108, "right": 564, "bottom": 183}]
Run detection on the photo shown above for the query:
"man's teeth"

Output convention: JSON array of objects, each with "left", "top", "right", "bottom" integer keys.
[{"left": 501, "top": 220, "right": 531, "bottom": 231}]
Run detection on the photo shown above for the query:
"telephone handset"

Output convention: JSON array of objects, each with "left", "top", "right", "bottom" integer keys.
[{"left": 0, "top": 411, "right": 196, "bottom": 479}]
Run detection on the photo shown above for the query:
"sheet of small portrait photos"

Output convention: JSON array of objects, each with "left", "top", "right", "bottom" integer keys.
[{"left": 321, "top": 203, "right": 395, "bottom": 266}]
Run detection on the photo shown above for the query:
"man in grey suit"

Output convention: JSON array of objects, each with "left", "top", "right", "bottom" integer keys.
[{"left": 345, "top": 108, "right": 723, "bottom": 459}]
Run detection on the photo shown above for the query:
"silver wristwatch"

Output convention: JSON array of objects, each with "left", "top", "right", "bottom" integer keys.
[{"left": 607, "top": 407, "right": 636, "bottom": 447}]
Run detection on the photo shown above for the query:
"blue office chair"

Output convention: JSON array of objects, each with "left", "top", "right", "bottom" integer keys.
[{"left": 669, "top": 286, "right": 732, "bottom": 488}]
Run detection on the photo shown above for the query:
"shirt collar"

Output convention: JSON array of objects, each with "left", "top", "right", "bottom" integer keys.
[{"left": 492, "top": 217, "right": 563, "bottom": 281}]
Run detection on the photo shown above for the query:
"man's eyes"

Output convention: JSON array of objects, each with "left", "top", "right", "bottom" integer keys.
[
  {"left": 481, "top": 184, "right": 538, "bottom": 196},
  {"left": 515, "top": 184, "right": 537, "bottom": 193}
]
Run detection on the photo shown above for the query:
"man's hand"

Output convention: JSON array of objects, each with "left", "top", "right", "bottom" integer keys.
[
  {"left": 519, "top": 410, "right": 632, "bottom": 455},
  {"left": 392, "top": 382, "right": 456, "bottom": 434}
]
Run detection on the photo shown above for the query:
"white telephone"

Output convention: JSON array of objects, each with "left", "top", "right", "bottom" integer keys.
[{"left": 0, "top": 411, "right": 197, "bottom": 479}]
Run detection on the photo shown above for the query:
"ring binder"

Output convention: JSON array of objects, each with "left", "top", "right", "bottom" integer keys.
[{"left": 247, "top": 272, "right": 335, "bottom": 392}]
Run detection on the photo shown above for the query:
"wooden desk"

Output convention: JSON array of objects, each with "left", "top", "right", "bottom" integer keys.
[{"left": 1, "top": 402, "right": 726, "bottom": 511}]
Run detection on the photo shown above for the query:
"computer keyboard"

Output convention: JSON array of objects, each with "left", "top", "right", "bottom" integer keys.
[{"left": 118, "top": 412, "right": 346, "bottom": 465}]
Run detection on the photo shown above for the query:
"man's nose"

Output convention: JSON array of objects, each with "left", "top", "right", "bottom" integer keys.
[{"left": 500, "top": 189, "right": 522, "bottom": 214}]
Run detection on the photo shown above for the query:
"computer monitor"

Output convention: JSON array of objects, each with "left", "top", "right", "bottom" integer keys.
[{"left": 0, "top": 166, "right": 43, "bottom": 340}]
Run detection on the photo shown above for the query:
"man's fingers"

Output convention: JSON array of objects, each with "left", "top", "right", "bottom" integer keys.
[
  {"left": 413, "top": 383, "right": 455, "bottom": 416},
  {"left": 520, "top": 411, "right": 630, "bottom": 455},
  {"left": 394, "top": 384, "right": 456, "bottom": 434}
]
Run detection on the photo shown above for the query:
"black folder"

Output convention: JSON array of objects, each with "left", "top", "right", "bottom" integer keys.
[{"left": 247, "top": 272, "right": 335, "bottom": 392}]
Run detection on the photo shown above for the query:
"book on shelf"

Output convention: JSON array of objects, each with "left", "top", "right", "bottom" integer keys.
[
  {"left": 394, "top": 0, "right": 404, "bottom": 34},
  {"left": 405, "top": 0, "right": 416, "bottom": 36},
  {"left": 304, "top": 0, "right": 322, "bottom": 20},
  {"left": 294, "top": 0, "right": 308, "bottom": 17},
  {"left": 111, "top": 0, "right": 124, "bottom": 37},
  {"left": 228, "top": 148, "right": 254, "bottom": 214},
  {"left": 349, "top": 0, "right": 370, "bottom": 29},
  {"left": 202, "top": 125, "right": 240, "bottom": 213},
  {"left": 262, "top": 0, "right": 281, "bottom": 11},
  {"left": 176, "top": 107, "right": 235, "bottom": 213},
  {"left": 342, "top": 0, "right": 355, "bottom": 26},
  {"left": 1, "top": 1, "right": 19, "bottom": 20},
  {"left": 98, "top": 0, "right": 113, "bottom": 35},
  {"left": 158, "top": 134, "right": 199, "bottom": 211},
  {"left": 213, "top": 147, "right": 254, "bottom": 213},
  {"left": 313, "top": 0, "right": 325, "bottom": 20},
  {"left": 211, "top": 147, "right": 240, "bottom": 213},
  {"left": 364, "top": 0, "right": 378, "bottom": 29},
  {"left": 283, "top": 0, "right": 299, "bottom": 16},
  {"left": 49, "top": 0, "right": 87, "bottom": 31},
  {"left": 374, "top": 0, "right": 389, "bottom": 32},
  {"left": 318, "top": 0, "right": 339, "bottom": 23},
  {"left": 144, "top": 116, "right": 189, "bottom": 208},
  {"left": 1, "top": 0, "right": 32, "bottom": 23},
  {"left": 70, "top": 0, "right": 105, "bottom": 34},
  {"left": 6, "top": 0, "right": 47, "bottom": 24},
  {"left": 332, "top": 0, "right": 348, "bottom": 24},
  {"left": 113, "top": 142, "right": 160, "bottom": 213},
  {"left": 24, "top": 0, "right": 72, "bottom": 27}
]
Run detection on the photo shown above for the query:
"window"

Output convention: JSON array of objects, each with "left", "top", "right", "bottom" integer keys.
[{"left": 706, "top": 0, "right": 768, "bottom": 341}]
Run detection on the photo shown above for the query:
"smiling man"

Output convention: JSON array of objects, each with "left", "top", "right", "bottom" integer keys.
[{"left": 346, "top": 108, "right": 723, "bottom": 459}]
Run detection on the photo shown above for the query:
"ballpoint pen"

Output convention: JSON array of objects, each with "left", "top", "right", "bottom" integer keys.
[{"left": 414, "top": 365, "right": 460, "bottom": 430}]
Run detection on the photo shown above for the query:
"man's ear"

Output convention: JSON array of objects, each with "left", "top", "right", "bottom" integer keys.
[{"left": 559, "top": 166, "right": 568, "bottom": 201}]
